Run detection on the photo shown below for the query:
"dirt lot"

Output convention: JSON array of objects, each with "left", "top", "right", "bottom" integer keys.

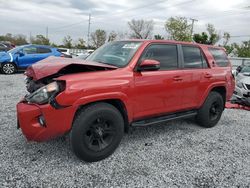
[{"left": 0, "top": 74, "right": 249, "bottom": 187}]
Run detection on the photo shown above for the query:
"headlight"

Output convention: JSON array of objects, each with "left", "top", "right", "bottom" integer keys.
[
  {"left": 236, "top": 81, "right": 243, "bottom": 88},
  {"left": 25, "top": 81, "right": 64, "bottom": 104}
]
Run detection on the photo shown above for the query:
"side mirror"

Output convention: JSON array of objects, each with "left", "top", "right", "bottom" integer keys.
[
  {"left": 16, "top": 51, "right": 25, "bottom": 57},
  {"left": 137, "top": 59, "right": 160, "bottom": 71}
]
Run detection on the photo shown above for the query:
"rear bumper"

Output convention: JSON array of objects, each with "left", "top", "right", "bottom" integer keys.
[{"left": 16, "top": 102, "right": 77, "bottom": 142}]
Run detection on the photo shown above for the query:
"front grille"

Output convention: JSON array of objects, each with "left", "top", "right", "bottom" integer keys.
[{"left": 245, "top": 84, "right": 250, "bottom": 90}]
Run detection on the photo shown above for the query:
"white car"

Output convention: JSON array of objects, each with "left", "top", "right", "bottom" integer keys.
[{"left": 234, "top": 66, "right": 250, "bottom": 105}]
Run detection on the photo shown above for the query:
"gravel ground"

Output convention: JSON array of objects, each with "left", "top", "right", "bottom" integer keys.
[{"left": 0, "top": 73, "right": 249, "bottom": 188}]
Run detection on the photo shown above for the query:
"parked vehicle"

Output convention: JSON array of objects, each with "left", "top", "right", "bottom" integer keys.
[
  {"left": 233, "top": 65, "right": 250, "bottom": 106},
  {"left": 75, "top": 50, "right": 94, "bottom": 60},
  {"left": 0, "top": 44, "right": 62, "bottom": 74},
  {"left": 57, "top": 48, "right": 72, "bottom": 58},
  {"left": 0, "top": 41, "right": 15, "bottom": 52},
  {"left": 17, "top": 40, "right": 235, "bottom": 162}
]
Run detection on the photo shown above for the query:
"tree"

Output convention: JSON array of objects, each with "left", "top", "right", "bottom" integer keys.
[
  {"left": 165, "top": 17, "right": 192, "bottom": 41},
  {"left": 222, "top": 32, "right": 230, "bottom": 46},
  {"left": 31, "top": 35, "right": 50, "bottom": 45},
  {"left": 91, "top": 29, "right": 107, "bottom": 48},
  {"left": 63, "top": 35, "right": 73, "bottom": 48},
  {"left": 128, "top": 19, "right": 154, "bottom": 39},
  {"left": 75, "top": 38, "right": 86, "bottom": 49},
  {"left": 224, "top": 40, "right": 250, "bottom": 57},
  {"left": 193, "top": 24, "right": 222, "bottom": 45},
  {"left": 154, "top": 34, "right": 164, "bottom": 40},
  {"left": 0, "top": 33, "right": 28, "bottom": 45},
  {"left": 108, "top": 31, "right": 118, "bottom": 42}
]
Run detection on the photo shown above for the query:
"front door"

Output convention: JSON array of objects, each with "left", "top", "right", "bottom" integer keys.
[{"left": 133, "top": 43, "right": 183, "bottom": 120}]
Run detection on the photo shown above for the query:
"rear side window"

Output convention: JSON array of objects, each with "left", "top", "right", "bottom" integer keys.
[
  {"left": 182, "top": 46, "right": 208, "bottom": 68},
  {"left": 141, "top": 44, "right": 178, "bottom": 70},
  {"left": 209, "top": 48, "right": 229, "bottom": 67},
  {"left": 37, "top": 47, "right": 52, "bottom": 54},
  {"left": 23, "top": 47, "right": 37, "bottom": 54}
]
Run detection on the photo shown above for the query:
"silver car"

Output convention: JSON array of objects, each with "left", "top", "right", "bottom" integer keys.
[{"left": 234, "top": 66, "right": 250, "bottom": 105}]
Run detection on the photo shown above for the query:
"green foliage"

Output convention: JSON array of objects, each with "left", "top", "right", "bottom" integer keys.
[
  {"left": 108, "top": 31, "right": 118, "bottom": 42},
  {"left": 0, "top": 33, "right": 28, "bottom": 45},
  {"left": 91, "top": 29, "right": 107, "bottom": 48},
  {"left": 154, "top": 34, "right": 164, "bottom": 40},
  {"left": 193, "top": 24, "right": 221, "bottom": 45},
  {"left": 128, "top": 19, "right": 154, "bottom": 39},
  {"left": 165, "top": 17, "right": 192, "bottom": 41},
  {"left": 31, "top": 35, "right": 50, "bottom": 45},
  {"left": 75, "top": 38, "right": 86, "bottom": 49},
  {"left": 224, "top": 40, "right": 250, "bottom": 57},
  {"left": 63, "top": 35, "right": 73, "bottom": 49}
]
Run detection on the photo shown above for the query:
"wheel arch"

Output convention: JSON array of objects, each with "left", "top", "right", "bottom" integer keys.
[
  {"left": 199, "top": 85, "right": 227, "bottom": 108},
  {"left": 73, "top": 99, "right": 130, "bottom": 133}
]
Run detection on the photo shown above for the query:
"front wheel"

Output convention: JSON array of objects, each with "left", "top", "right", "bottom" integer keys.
[
  {"left": 70, "top": 103, "right": 124, "bottom": 162},
  {"left": 1, "top": 62, "right": 17, "bottom": 74},
  {"left": 196, "top": 91, "right": 224, "bottom": 128}
]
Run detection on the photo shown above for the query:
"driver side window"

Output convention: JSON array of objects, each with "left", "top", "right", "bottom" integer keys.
[
  {"left": 140, "top": 44, "right": 178, "bottom": 70},
  {"left": 23, "top": 47, "right": 37, "bottom": 54}
]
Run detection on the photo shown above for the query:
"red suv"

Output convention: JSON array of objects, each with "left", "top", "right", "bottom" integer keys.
[{"left": 17, "top": 40, "right": 235, "bottom": 162}]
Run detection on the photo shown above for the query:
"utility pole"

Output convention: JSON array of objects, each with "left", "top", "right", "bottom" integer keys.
[
  {"left": 46, "top": 26, "right": 48, "bottom": 39},
  {"left": 29, "top": 32, "right": 32, "bottom": 44},
  {"left": 87, "top": 13, "right": 91, "bottom": 48},
  {"left": 190, "top": 18, "right": 198, "bottom": 36}
]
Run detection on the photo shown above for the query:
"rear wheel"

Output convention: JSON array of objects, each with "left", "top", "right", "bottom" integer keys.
[
  {"left": 70, "top": 103, "right": 124, "bottom": 162},
  {"left": 1, "top": 62, "right": 17, "bottom": 74},
  {"left": 196, "top": 91, "right": 224, "bottom": 128}
]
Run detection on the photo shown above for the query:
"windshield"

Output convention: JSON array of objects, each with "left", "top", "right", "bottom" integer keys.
[
  {"left": 86, "top": 41, "right": 142, "bottom": 67},
  {"left": 241, "top": 66, "right": 250, "bottom": 73},
  {"left": 8, "top": 46, "right": 25, "bottom": 54}
]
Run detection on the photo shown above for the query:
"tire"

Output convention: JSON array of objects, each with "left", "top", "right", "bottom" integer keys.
[
  {"left": 1, "top": 62, "right": 17, "bottom": 74},
  {"left": 196, "top": 91, "right": 224, "bottom": 128},
  {"left": 70, "top": 102, "right": 124, "bottom": 162}
]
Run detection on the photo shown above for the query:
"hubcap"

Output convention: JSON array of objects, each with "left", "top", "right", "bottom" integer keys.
[
  {"left": 84, "top": 117, "right": 115, "bottom": 152},
  {"left": 209, "top": 102, "right": 221, "bottom": 121},
  {"left": 3, "top": 63, "right": 15, "bottom": 74}
]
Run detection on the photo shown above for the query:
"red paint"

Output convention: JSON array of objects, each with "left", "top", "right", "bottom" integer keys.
[{"left": 17, "top": 40, "right": 235, "bottom": 142}]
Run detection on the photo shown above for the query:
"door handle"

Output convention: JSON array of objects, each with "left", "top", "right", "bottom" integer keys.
[
  {"left": 204, "top": 73, "right": 212, "bottom": 78},
  {"left": 173, "top": 76, "right": 183, "bottom": 81}
]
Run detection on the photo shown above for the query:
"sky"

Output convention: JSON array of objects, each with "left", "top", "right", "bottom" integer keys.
[{"left": 0, "top": 0, "right": 249, "bottom": 45}]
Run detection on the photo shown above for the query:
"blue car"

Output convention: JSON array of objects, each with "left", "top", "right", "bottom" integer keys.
[{"left": 0, "top": 44, "right": 62, "bottom": 74}]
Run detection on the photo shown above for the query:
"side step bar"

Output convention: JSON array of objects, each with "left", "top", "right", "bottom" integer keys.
[{"left": 131, "top": 110, "right": 197, "bottom": 127}]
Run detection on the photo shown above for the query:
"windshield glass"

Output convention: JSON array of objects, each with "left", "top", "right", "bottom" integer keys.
[
  {"left": 241, "top": 66, "right": 250, "bottom": 73},
  {"left": 8, "top": 46, "right": 25, "bottom": 54},
  {"left": 86, "top": 41, "right": 142, "bottom": 67}
]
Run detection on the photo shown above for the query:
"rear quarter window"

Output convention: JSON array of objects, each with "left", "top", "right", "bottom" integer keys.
[{"left": 208, "top": 48, "right": 229, "bottom": 67}]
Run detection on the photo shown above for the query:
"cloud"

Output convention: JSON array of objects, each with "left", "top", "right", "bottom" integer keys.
[{"left": 0, "top": 0, "right": 249, "bottom": 44}]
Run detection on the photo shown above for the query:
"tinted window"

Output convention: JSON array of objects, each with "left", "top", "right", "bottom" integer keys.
[
  {"left": 209, "top": 48, "right": 229, "bottom": 67},
  {"left": 23, "top": 47, "right": 37, "bottom": 54},
  {"left": 141, "top": 44, "right": 178, "bottom": 70},
  {"left": 182, "top": 46, "right": 208, "bottom": 68},
  {"left": 37, "top": 47, "right": 51, "bottom": 53}
]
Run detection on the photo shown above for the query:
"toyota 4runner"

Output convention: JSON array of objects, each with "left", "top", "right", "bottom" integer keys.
[{"left": 17, "top": 40, "right": 235, "bottom": 162}]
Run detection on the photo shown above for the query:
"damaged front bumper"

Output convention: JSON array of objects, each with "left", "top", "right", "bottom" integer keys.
[{"left": 17, "top": 101, "right": 77, "bottom": 142}]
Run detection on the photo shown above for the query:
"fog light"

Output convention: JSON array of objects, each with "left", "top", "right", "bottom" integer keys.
[{"left": 38, "top": 116, "right": 46, "bottom": 127}]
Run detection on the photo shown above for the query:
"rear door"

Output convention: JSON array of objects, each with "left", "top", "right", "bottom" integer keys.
[
  {"left": 133, "top": 43, "right": 184, "bottom": 119},
  {"left": 179, "top": 45, "right": 210, "bottom": 109}
]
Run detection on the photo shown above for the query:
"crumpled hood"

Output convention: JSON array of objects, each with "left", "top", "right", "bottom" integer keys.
[{"left": 25, "top": 56, "right": 117, "bottom": 81}]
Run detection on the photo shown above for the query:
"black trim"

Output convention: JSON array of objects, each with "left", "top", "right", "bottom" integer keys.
[
  {"left": 131, "top": 110, "right": 197, "bottom": 127},
  {"left": 49, "top": 98, "right": 69, "bottom": 109}
]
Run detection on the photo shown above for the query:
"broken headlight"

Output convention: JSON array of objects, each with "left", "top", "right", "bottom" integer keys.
[{"left": 25, "top": 81, "right": 65, "bottom": 104}]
